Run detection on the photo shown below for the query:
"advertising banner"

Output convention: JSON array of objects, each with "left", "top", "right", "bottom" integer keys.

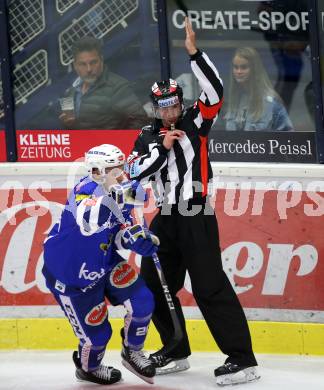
[
  {"left": 1, "top": 174, "right": 324, "bottom": 321},
  {"left": 0, "top": 131, "right": 6, "bottom": 162},
  {"left": 168, "top": 0, "right": 309, "bottom": 40},
  {"left": 16, "top": 130, "right": 140, "bottom": 162},
  {"left": 12, "top": 129, "right": 318, "bottom": 163},
  {"left": 208, "top": 131, "right": 317, "bottom": 163}
]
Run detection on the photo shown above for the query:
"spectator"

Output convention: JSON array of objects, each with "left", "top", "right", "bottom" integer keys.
[
  {"left": 225, "top": 47, "right": 293, "bottom": 131},
  {"left": 42, "top": 144, "right": 158, "bottom": 385},
  {"left": 59, "top": 37, "right": 146, "bottom": 129}
]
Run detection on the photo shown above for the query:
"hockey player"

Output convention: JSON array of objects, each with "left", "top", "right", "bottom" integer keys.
[
  {"left": 42, "top": 144, "right": 158, "bottom": 385},
  {"left": 126, "top": 18, "right": 260, "bottom": 386}
]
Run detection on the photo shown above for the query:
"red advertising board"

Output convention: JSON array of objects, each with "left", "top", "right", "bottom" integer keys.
[
  {"left": 0, "top": 184, "right": 323, "bottom": 312},
  {"left": 16, "top": 129, "right": 140, "bottom": 162},
  {"left": 0, "top": 130, "right": 6, "bottom": 162}
]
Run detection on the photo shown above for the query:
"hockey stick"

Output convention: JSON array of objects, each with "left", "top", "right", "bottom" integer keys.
[
  {"left": 150, "top": 251, "right": 184, "bottom": 345},
  {"left": 135, "top": 208, "right": 183, "bottom": 356},
  {"left": 108, "top": 185, "right": 183, "bottom": 353}
]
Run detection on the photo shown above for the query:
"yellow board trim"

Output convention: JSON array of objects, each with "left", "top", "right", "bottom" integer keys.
[{"left": 1, "top": 318, "right": 324, "bottom": 355}]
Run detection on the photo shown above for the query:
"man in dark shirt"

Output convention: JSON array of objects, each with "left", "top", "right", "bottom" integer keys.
[{"left": 59, "top": 37, "right": 146, "bottom": 130}]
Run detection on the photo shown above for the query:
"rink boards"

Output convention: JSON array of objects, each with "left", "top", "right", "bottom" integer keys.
[{"left": 1, "top": 161, "right": 324, "bottom": 354}]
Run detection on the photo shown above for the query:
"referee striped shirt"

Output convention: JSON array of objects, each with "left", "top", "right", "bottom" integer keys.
[{"left": 127, "top": 50, "right": 223, "bottom": 206}]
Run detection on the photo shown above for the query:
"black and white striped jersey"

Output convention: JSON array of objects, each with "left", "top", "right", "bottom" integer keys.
[{"left": 126, "top": 50, "right": 223, "bottom": 206}]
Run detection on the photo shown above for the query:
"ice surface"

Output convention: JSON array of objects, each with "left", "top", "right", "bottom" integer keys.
[{"left": 0, "top": 351, "right": 323, "bottom": 390}]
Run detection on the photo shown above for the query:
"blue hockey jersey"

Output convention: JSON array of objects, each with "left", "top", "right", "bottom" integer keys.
[{"left": 43, "top": 176, "right": 135, "bottom": 294}]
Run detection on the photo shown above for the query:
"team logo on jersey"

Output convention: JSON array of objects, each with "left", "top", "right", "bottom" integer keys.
[
  {"left": 85, "top": 302, "right": 108, "bottom": 326},
  {"left": 79, "top": 262, "right": 105, "bottom": 281},
  {"left": 109, "top": 261, "right": 138, "bottom": 288}
]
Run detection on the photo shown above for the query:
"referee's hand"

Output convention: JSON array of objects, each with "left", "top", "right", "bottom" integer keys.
[
  {"left": 185, "top": 17, "right": 197, "bottom": 56},
  {"left": 162, "top": 129, "right": 185, "bottom": 150}
]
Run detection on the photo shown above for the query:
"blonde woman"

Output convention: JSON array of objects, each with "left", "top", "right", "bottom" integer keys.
[{"left": 225, "top": 47, "right": 293, "bottom": 131}]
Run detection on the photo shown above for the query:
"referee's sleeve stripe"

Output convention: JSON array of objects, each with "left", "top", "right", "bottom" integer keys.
[
  {"left": 191, "top": 52, "right": 223, "bottom": 104},
  {"left": 198, "top": 98, "right": 224, "bottom": 120},
  {"left": 135, "top": 147, "right": 168, "bottom": 180},
  {"left": 200, "top": 52, "right": 223, "bottom": 99},
  {"left": 138, "top": 147, "right": 159, "bottom": 170}
]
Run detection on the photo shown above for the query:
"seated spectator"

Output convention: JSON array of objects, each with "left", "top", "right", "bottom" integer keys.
[
  {"left": 59, "top": 36, "right": 147, "bottom": 130},
  {"left": 225, "top": 47, "right": 293, "bottom": 132}
]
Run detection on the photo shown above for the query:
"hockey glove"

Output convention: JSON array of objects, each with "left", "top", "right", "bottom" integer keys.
[
  {"left": 109, "top": 181, "right": 147, "bottom": 208},
  {"left": 121, "top": 224, "right": 159, "bottom": 256}
]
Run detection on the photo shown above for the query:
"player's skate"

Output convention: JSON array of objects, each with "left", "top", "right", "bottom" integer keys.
[
  {"left": 72, "top": 351, "right": 121, "bottom": 385},
  {"left": 121, "top": 344, "right": 156, "bottom": 384},
  {"left": 214, "top": 362, "right": 260, "bottom": 386},
  {"left": 149, "top": 348, "right": 190, "bottom": 375}
]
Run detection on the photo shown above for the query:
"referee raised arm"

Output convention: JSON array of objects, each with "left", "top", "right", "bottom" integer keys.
[{"left": 126, "top": 17, "right": 259, "bottom": 386}]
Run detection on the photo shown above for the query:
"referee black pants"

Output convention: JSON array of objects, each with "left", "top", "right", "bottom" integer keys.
[{"left": 140, "top": 203, "right": 257, "bottom": 366}]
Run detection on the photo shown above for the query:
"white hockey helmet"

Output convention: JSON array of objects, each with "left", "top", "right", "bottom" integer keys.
[{"left": 85, "top": 144, "right": 125, "bottom": 184}]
